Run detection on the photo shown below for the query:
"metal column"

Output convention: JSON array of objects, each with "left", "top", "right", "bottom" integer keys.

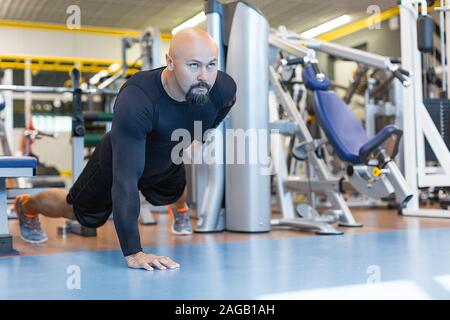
[{"left": 225, "top": 2, "right": 271, "bottom": 232}]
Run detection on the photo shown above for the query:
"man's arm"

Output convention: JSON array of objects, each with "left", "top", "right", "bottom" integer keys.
[
  {"left": 211, "top": 71, "right": 237, "bottom": 129},
  {"left": 110, "top": 84, "right": 180, "bottom": 271},
  {"left": 211, "top": 94, "right": 236, "bottom": 129},
  {"left": 111, "top": 84, "right": 151, "bottom": 257}
]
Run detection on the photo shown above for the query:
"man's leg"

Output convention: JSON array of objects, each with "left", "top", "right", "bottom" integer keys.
[
  {"left": 173, "top": 186, "right": 188, "bottom": 211},
  {"left": 16, "top": 188, "right": 75, "bottom": 220},
  {"left": 14, "top": 188, "right": 75, "bottom": 243}
]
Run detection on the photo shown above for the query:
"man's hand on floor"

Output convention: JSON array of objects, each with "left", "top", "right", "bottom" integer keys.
[{"left": 126, "top": 251, "right": 180, "bottom": 271}]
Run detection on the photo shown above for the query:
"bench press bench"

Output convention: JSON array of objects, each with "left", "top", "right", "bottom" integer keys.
[{"left": 0, "top": 156, "right": 37, "bottom": 256}]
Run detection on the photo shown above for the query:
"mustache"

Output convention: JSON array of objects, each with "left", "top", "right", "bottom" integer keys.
[{"left": 190, "top": 82, "right": 211, "bottom": 90}]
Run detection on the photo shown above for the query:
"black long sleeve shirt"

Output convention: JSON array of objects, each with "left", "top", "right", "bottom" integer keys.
[{"left": 99, "top": 67, "right": 236, "bottom": 256}]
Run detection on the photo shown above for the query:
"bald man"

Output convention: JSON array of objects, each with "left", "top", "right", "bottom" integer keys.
[{"left": 13, "top": 28, "right": 237, "bottom": 271}]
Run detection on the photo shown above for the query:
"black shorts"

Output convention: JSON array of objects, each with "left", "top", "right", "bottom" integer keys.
[{"left": 66, "top": 149, "right": 187, "bottom": 229}]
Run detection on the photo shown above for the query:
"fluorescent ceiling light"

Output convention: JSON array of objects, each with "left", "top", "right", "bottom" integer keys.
[
  {"left": 300, "top": 15, "right": 351, "bottom": 38},
  {"left": 171, "top": 11, "right": 206, "bottom": 35}
]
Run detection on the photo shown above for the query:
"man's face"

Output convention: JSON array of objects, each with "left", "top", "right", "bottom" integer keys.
[{"left": 170, "top": 55, "right": 218, "bottom": 106}]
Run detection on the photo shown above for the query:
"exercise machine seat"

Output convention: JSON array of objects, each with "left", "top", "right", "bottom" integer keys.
[{"left": 302, "top": 65, "right": 402, "bottom": 165}]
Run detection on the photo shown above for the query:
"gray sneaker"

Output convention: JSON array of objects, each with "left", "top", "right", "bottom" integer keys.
[
  {"left": 167, "top": 204, "right": 193, "bottom": 235},
  {"left": 14, "top": 195, "right": 48, "bottom": 244}
]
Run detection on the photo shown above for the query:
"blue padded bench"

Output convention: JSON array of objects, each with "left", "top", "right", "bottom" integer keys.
[
  {"left": 0, "top": 156, "right": 37, "bottom": 255},
  {"left": 302, "top": 65, "right": 403, "bottom": 165}
]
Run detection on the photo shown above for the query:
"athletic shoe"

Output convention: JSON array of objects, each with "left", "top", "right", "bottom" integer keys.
[
  {"left": 14, "top": 195, "right": 48, "bottom": 244},
  {"left": 167, "top": 204, "right": 193, "bottom": 235}
]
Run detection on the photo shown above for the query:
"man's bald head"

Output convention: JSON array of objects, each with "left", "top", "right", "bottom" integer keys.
[
  {"left": 169, "top": 28, "right": 218, "bottom": 60},
  {"left": 164, "top": 27, "right": 219, "bottom": 106}
]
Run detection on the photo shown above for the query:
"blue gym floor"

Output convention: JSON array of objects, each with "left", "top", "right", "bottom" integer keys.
[{"left": 2, "top": 228, "right": 450, "bottom": 299}]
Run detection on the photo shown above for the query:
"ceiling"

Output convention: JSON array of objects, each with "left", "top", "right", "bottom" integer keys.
[{"left": 0, "top": 0, "right": 399, "bottom": 34}]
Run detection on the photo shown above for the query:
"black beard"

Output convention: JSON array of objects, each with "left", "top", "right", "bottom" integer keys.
[{"left": 186, "top": 82, "right": 211, "bottom": 106}]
